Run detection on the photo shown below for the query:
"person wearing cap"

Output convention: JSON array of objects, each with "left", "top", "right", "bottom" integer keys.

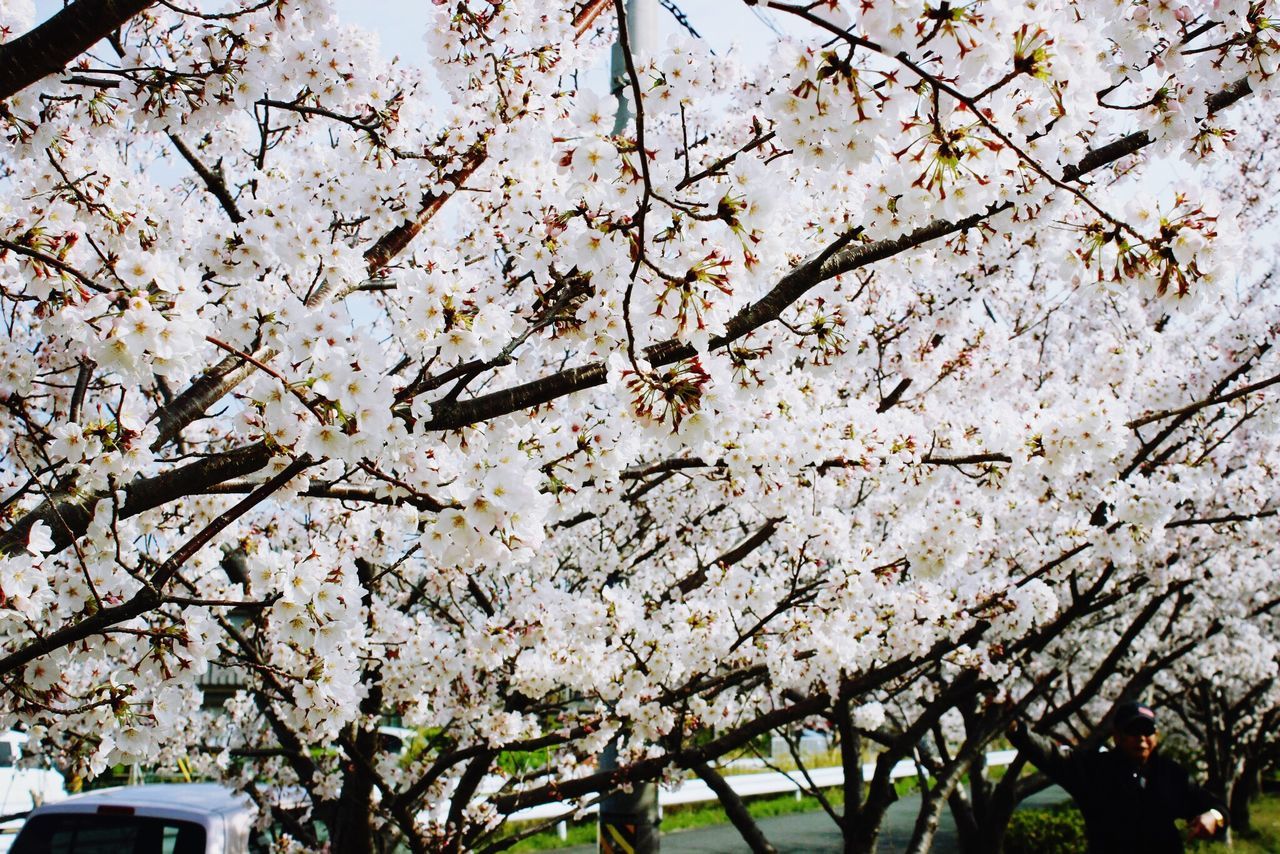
[{"left": 1008, "top": 701, "right": 1227, "bottom": 853}]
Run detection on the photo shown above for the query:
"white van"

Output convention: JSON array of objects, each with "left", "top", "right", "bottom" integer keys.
[
  {"left": 0, "top": 730, "right": 67, "bottom": 849},
  {"left": 9, "top": 783, "right": 259, "bottom": 854}
]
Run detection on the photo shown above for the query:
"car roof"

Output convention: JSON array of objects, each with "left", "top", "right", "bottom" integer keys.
[{"left": 34, "top": 783, "right": 252, "bottom": 819}]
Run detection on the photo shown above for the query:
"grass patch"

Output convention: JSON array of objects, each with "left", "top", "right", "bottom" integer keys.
[{"left": 1190, "top": 794, "right": 1280, "bottom": 854}]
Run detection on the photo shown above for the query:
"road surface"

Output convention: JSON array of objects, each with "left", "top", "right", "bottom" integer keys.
[{"left": 551, "top": 786, "right": 1069, "bottom": 853}]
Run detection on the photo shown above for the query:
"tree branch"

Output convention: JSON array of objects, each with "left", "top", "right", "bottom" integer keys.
[
  {"left": 0, "top": 455, "right": 310, "bottom": 678},
  {"left": 421, "top": 74, "right": 1253, "bottom": 433},
  {"left": 1127, "top": 369, "right": 1280, "bottom": 429},
  {"left": 167, "top": 132, "right": 243, "bottom": 223},
  {"left": 0, "top": 441, "right": 273, "bottom": 557},
  {"left": 0, "top": 0, "right": 157, "bottom": 102}
]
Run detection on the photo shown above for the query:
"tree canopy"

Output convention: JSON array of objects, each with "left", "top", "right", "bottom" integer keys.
[{"left": 1, "top": 0, "right": 1279, "bottom": 851}]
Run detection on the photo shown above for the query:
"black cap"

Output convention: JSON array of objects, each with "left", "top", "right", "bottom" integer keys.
[{"left": 1114, "top": 701, "right": 1157, "bottom": 736}]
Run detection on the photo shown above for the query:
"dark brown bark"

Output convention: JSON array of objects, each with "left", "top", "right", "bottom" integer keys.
[
  {"left": 328, "top": 729, "right": 381, "bottom": 854},
  {"left": 842, "top": 674, "right": 980, "bottom": 854},
  {"left": 327, "top": 567, "right": 385, "bottom": 854},
  {"left": 152, "top": 353, "right": 261, "bottom": 449},
  {"left": 836, "top": 692, "right": 863, "bottom": 819},
  {"left": 949, "top": 689, "right": 1042, "bottom": 854},
  {"left": 905, "top": 744, "right": 982, "bottom": 854},
  {"left": 0, "top": 0, "right": 156, "bottom": 102},
  {"left": 168, "top": 133, "right": 244, "bottom": 223},
  {"left": 949, "top": 785, "right": 980, "bottom": 854},
  {"left": 842, "top": 746, "right": 896, "bottom": 854},
  {"left": 250, "top": 696, "right": 325, "bottom": 847},
  {"left": 910, "top": 698, "right": 1024, "bottom": 854},
  {"left": 672, "top": 517, "right": 781, "bottom": 596},
  {"left": 691, "top": 761, "right": 777, "bottom": 854},
  {"left": 0, "top": 441, "right": 273, "bottom": 557},
  {"left": 971, "top": 756, "right": 1038, "bottom": 854}
]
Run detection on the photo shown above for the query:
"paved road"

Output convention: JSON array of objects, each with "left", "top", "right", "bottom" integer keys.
[{"left": 552, "top": 787, "right": 1069, "bottom": 853}]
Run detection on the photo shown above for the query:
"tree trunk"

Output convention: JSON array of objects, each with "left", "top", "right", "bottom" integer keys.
[
  {"left": 1230, "top": 758, "right": 1258, "bottom": 833},
  {"left": 330, "top": 563, "right": 408, "bottom": 854},
  {"left": 951, "top": 756, "right": 1031, "bottom": 854},
  {"left": 328, "top": 752, "right": 376, "bottom": 854},
  {"left": 949, "top": 785, "right": 981, "bottom": 854},
  {"left": 841, "top": 755, "right": 897, "bottom": 854},
  {"left": 981, "top": 813, "right": 1014, "bottom": 854},
  {"left": 329, "top": 659, "right": 385, "bottom": 854},
  {"left": 905, "top": 783, "right": 950, "bottom": 854},
  {"left": 691, "top": 762, "right": 776, "bottom": 853},
  {"left": 836, "top": 692, "right": 864, "bottom": 817},
  {"left": 905, "top": 739, "right": 983, "bottom": 854}
]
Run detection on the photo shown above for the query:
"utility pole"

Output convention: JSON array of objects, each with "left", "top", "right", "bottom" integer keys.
[
  {"left": 601, "top": 4, "right": 662, "bottom": 845},
  {"left": 598, "top": 740, "right": 662, "bottom": 853},
  {"left": 610, "top": 0, "right": 657, "bottom": 134}
]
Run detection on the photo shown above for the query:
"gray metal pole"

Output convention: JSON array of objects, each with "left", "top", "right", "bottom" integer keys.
[
  {"left": 610, "top": 0, "right": 658, "bottom": 134},
  {"left": 601, "top": 3, "right": 662, "bottom": 851},
  {"left": 598, "top": 740, "right": 661, "bottom": 853}
]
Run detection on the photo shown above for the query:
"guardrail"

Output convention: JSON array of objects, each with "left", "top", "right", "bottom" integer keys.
[{"left": 508, "top": 748, "right": 1019, "bottom": 827}]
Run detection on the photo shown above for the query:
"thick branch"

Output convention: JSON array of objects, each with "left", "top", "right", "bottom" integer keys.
[
  {"left": 152, "top": 353, "right": 260, "bottom": 449},
  {"left": 0, "top": 441, "right": 272, "bottom": 556},
  {"left": 0, "top": 456, "right": 309, "bottom": 677},
  {"left": 674, "top": 516, "right": 782, "bottom": 596},
  {"left": 690, "top": 762, "right": 777, "bottom": 853},
  {"left": 168, "top": 133, "right": 243, "bottom": 223},
  {"left": 921, "top": 452, "right": 1012, "bottom": 466},
  {"left": 1121, "top": 344, "right": 1268, "bottom": 479},
  {"left": 1166, "top": 507, "right": 1280, "bottom": 528},
  {"left": 0, "top": 0, "right": 157, "bottom": 102},
  {"left": 1127, "top": 369, "right": 1280, "bottom": 429}
]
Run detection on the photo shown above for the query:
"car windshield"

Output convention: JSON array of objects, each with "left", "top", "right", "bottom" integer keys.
[{"left": 11, "top": 813, "right": 206, "bottom": 854}]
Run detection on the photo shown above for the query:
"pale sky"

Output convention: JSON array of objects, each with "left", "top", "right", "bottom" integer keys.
[
  {"left": 331, "top": 0, "right": 791, "bottom": 69},
  {"left": 24, "top": 0, "right": 1196, "bottom": 230},
  {"left": 27, "top": 0, "right": 790, "bottom": 104}
]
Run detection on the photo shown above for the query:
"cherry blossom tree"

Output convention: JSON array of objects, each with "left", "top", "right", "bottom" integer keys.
[
  {"left": 3, "top": 0, "right": 1280, "bottom": 851},
  {"left": 1152, "top": 613, "right": 1280, "bottom": 834}
]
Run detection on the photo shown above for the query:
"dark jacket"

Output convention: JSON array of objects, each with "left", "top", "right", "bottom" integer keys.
[{"left": 1009, "top": 728, "right": 1226, "bottom": 853}]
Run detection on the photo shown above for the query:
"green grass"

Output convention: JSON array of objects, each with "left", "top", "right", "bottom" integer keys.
[
  {"left": 502, "top": 819, "right": 597, "bottom": 851},
  {"left": 1189, "top": 794, "right": 1280, "bottom": 854}
]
